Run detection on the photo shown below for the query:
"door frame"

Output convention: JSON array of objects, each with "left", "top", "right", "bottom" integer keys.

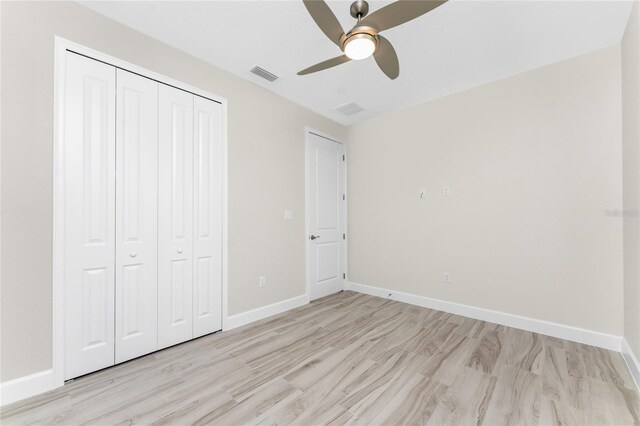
[
  {"left": 53, "top": 37, "right": 229, "bottom": 389},
  {"left": 304, "top": 127, "right": 347, "bottom": 301}
]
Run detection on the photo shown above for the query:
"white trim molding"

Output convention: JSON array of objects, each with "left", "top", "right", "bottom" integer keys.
[
  {"left": 346, "top": 281, "right": 624, "bottom": 352},
  {"left": 622, "top": 339, "right": 640, "bottom": 391},
  {"left": 0, "top": 370, "right": 54, "bottom": 407},
  {"left": 224, "top": 294, "right": 310, "bottom": 331}
]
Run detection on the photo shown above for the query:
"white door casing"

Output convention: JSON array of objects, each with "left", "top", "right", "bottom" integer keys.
[
  {"left": 63, "top": 53, "right": 117, "bottom": 379},
  {"left": 307, "top": 132, "right": 345, "bottom": 301},
  {"left": 115, "top": 69, "right": 159, "bottom": 363},
  {"left": 157, "top": 84, "right": 194, "bottom": 349},
  {"left": 192, "top": 96, "right": 223, "bottom": 337}
]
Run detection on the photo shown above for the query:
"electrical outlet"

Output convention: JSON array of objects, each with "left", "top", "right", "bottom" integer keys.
[
  {"left": 259, "top": 276, "right": 266, "bottom": 287},
  {"left": 443, "top": 186, "right": 451, "bottom": 197},
  {"left": 442, "top": 273, "right": 450, "bottom": 284},
  {"left": 420, "top": 189, "right": 427, "bottom": 199}
]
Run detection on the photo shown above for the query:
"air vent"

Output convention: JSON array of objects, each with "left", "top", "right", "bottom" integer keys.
[
  {"left": 336, "top": 102, "right": 364, "bottom": 116},
  {"left": 250, "top": 66, "right": 278, "bottom": 82}
]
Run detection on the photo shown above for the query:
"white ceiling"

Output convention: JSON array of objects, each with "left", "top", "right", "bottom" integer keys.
[{"left": 79, "top": 0, "right": 633, "bottom": 126}]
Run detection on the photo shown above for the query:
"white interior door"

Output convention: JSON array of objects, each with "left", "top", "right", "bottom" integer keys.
[
  {"left": 63, "top": 52, "right": 116, "bottom": 379},
  {"left": 157, "top": 84, "right": 194, "bottom": 349},
  {"left": 192, "top": 96, "right": 223, "bottom": 337},
  {"left": 308, "top": 132, "right": 345, "bottom": 300},
  {"left": 115, "top": 69, "right": 159, "bottom": 363}
]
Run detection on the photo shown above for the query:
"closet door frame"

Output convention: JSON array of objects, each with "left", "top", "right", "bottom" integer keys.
[{"left": 53, "top": 37, "right": 228, "bottom": 389}]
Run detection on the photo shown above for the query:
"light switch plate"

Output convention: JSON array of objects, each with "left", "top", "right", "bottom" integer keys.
[{"left": 284, "top": 210, "right": 293, "bottom": 220}]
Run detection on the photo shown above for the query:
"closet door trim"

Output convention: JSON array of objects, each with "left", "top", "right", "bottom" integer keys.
[{"left": 53, "top": 37, "right": 228, "bottom": 390}]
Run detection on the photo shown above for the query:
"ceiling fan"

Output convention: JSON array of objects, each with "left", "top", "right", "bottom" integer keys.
[{"left": 298, "top": 0, "right": 447, "bottom": 80}]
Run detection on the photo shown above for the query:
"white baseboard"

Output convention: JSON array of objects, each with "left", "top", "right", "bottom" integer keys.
[
  {"left": 0, "top": 369, "right": 55, "bottom": 407},
  {"left": 346, "top": 281, "right": 623, "bottom": 352},
  {"left": 224, "top": 294, "right": 309, "bottom": 331},
  {"left": 622, "top": 339, "right": 640, "bottom": 391}
]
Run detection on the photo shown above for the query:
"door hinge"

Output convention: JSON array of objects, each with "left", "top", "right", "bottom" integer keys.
[
  {"left": 342, "top": 154, "right": 345, "bottom": 161},
  {"left": 343, "top": 194, "right": 345, "bottom": 201},
  {"left": 343, "top": 233, "right": 346, "bottom": 240},
  {"left": 343, "top": 273, "right": 346, "bottom": 279}
]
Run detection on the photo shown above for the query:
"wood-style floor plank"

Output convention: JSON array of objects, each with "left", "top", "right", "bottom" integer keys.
[{"left": 1, "top": 291, "right": 638, "bottom": 425}]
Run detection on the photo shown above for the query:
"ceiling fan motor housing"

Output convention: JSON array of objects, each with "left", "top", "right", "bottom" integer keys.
[{"left": 350, "top": 0, "right": 369, "bottom": 19}]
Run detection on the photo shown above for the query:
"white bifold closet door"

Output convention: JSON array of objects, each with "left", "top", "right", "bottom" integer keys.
[
  {"left": 63, "top": 51, "right": 223, "bottom": 379},
  {"left": 114, "top": 69, "right": 159, "bottom": 364},
  {"left": 157, "top": 85, "right": 195, "bottom": 349},
  {"left": 157, "top": 89, "right": 223, "bottom": 348},
  {"left": 63, "top": 53, "right": 117, "bottom": 380},
  {"left": 192, "top": 96, "right": 223, "bottom": 337}
]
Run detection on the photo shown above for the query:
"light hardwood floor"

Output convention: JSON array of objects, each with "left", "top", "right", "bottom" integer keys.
[{"left": 1, "top": 291, "right": 638, "bottom": 425}]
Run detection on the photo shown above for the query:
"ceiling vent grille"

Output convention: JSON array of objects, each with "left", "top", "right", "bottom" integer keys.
[
  {"left": 250, "top": 66, "right": 278, "bottom": 82},
  {"left": 336, "top": 102, "right": 364, "bottom": 116}
]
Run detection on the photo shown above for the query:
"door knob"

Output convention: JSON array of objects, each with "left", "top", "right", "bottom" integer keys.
[
  {"left": 130, "top": 252, "right": 137, "bottom": 258},
  {"left": 177, "top": 249, "right": 183, "bottom": 254},
  {"left": 309, "top": 235, "right": 320, "bottom": 240}
]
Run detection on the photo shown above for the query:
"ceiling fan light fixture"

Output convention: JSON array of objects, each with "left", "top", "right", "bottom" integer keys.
[
  {"left": 343, "top": 33, "right": 377, "bottom": 60},
  {"left": 299, "top": 0, "right": 447, "bottom": 78}
]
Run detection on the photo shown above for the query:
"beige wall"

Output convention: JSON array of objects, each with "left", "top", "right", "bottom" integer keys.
[
  {"left": 623, "top": 1, "right": 640, "bottom": 358},
  {"left": 0, "top": 1, "right": 346, "bottom": 381},
  {"left": 347, "top": 46, "right": 624, "bottom": 335}
]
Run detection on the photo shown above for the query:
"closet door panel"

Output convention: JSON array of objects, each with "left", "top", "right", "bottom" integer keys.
[
  {"left": 158, "top": 85, "right": 194, "bottom": 349},
  {"left": 193, "top": 96, "right": 223, "bottom": 337},
  {"left": 63, "top": 52, "right": 116, "bottom": 380},
  {"left": 115, "top": 69, "right": 159, "bottom": 363}
]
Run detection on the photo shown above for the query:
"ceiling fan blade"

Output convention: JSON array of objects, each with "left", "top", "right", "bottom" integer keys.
[
  {"left": 297, "top": 55, "right": 352, "bottom": 75},
  {"left": 302, "top": 0, "right": 345, "bottom": 47},
  {"left": 358, "top": 0, "right": 447, "bottom": 33},
  {"left": 374, "top": 35, "right": 399, "bottom": 80}
]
